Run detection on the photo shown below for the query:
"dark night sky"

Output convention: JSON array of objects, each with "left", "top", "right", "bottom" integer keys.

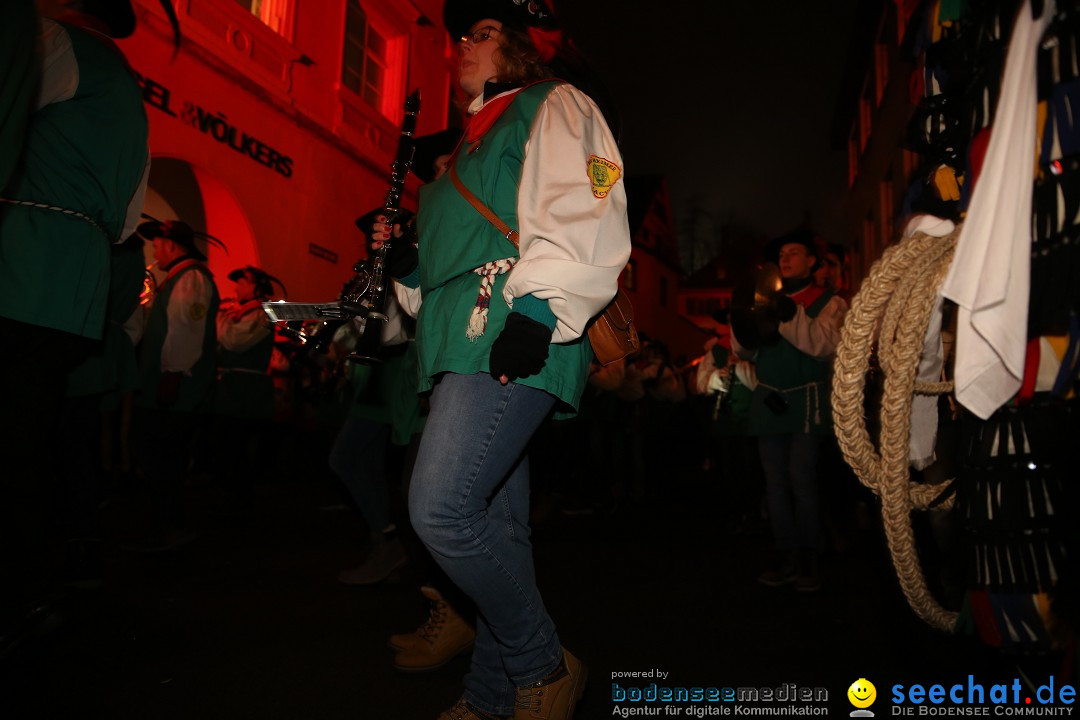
[{"left": 559, "top": 1, "right": 862, "bottom": 265}]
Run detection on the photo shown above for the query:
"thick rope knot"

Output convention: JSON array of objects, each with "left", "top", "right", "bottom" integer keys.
[
  {"left": 466, "top": 257, "right": 517, "bottom": 340},
  {"left": 831, "top": 227, "right": 960, "bottom": 633}
]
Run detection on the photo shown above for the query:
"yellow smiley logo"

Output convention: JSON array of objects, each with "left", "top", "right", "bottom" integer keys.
[{"left": 847, "top": 678, "right": 876, "bottom": 709}]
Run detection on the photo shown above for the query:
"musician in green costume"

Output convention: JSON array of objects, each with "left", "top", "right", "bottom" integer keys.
[
  {"left": 732, "top": 229, "right": 847, "bottom": 593},
  {"left": 373, "top": 2, "right": 630, "bottom": 718},
  {"left": 0, "top": 0, "right": 150, "bottom": 628}
]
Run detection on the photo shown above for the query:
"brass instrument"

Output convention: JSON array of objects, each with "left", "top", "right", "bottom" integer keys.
[
  {"left": 729, "top": 262, "right": 783, "bottom": 349},
  {"left": 140, "top": 265, "right": 157, "bottom": 306}
]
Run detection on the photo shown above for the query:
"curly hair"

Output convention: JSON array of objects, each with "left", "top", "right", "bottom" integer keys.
[{"left": 493, "top": 26, "right": 553, "bottom": 84}]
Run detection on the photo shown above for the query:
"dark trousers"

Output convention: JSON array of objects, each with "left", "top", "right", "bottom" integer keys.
[
  {"left": 132, "top": 406, "right": 198, "bottom": 528},
  {"left": 0, "top": 317, "right": 91, "bottom": 614}
]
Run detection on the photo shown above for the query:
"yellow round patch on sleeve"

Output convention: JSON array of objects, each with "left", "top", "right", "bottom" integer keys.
[
  {"left": 190, "top": 303, "right": 207, "bottom": 321},
  {"left": 587, "top": 155, "right": 622, "bottom": 199}
]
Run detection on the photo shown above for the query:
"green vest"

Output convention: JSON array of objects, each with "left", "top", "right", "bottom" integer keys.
[
  {"left": 0, "top": 1, "right": 36, "bottom": 189},
  {"left": 415, "top": 82, "right": 591, "bottom": 411},
  {"left": 66, "top": 237, "right": 146, "bottom": 397},
  {"left": 137, "top": 262, "right": 220, "bottom": 412},
  {"left": 0, "top": 22, "right": 148, "bottom": 339},
  {"left": 214, "top": 308, "right": 274, "bottom": 420},
  {"left": 709, "top": 346, "right": 754, "bottom": 437},
  {"left": 749, "top": 290, "right": 835, "bottom": 436}
]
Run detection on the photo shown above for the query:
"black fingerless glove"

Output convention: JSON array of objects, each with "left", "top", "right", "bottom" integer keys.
[
  {"left": 354, "top": 208, "right": 418, "bottom": 279},
  {"left": 489, "top": 313, "right": 552, "bottom": 382},
  {"left": 384, "top": 235, "right": 418, "bottom": 278},
  {"left": 767, "top": 292, "right": 798, "bottom": 323}
]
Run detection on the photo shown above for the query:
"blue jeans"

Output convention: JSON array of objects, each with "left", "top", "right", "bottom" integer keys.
[
  {"left": 328, "top": 416, "right": 390, "bottom": 538},
  {"left": 758, "top": 433, "right": 823, "bottom": 554},
  {"left": 409, "top": 372, "right": 560, "bottom": 716}
]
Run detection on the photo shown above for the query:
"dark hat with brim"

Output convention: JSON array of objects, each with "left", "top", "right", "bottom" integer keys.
[
  {"left": 413, "top": 129, "right": 464, "bottom": 183},
  {"left": 83, "top": 0, "right": 136, "bottom": 39},
  {"left": 228, "top": 265, "right": 278, "bottom": 298},
  {"left": 137, "top": 219, "right": 206, "bottom": 261},
  {"left": 443, "top": 0, "right": 558, "bottom": 40},
  {"left": 764, "top": 227, "right": 818, "bottom": 267}
]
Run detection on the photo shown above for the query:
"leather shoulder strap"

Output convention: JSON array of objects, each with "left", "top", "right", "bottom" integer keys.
[{"left": 449, "top": 162, "right": 520, "bottom": 249}]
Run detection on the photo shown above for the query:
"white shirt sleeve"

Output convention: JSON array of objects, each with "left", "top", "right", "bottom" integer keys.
[
  {"left": 121, "top": 155, "right": 151, "bottom": 242},
  {"left": 392, "top": 279, "right": 422, "bottom": 319},
  {"left": 216, "top": 305, "right": 271, "bottom": 354},
  {"left": 694, "top": 347, "right": 718, "bottom": 395},
  {"left": 161, "top": 270, "right": 214, "bottom": 373},
  {"left": 377, "top": 292, "right": 409, "bottom": 347},
  {"left": 35, "top": 19, "right": 79, "bottom": 110},
  {"left": 777, "top": 296, "right": 848, "bottom": 359},
  {"left": 503, "top": 84, "right": 632, "bottom": 343}
]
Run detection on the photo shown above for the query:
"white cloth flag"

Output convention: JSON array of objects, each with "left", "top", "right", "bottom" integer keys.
[{"left": 941, "top": 0, "right": 1053, "bottom": 420}]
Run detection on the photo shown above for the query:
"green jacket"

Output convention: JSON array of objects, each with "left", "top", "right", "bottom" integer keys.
[
  {"left": 413, "top": 83, "right": 591, "bottom": 411},
  {"left": 0, "top": 20, "right": 147, "bottom": 339},
  {"left": 748, "top": 291, "right": 835, "bottom": 436},
  {"left": 66, "top": 237, "right": 145, "bottom": 397}
]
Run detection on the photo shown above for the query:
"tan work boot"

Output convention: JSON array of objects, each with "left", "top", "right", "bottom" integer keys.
[
  {"left": 437, "top": 698, "right": 509, "bottom": 720},
  {"left": 393, "top": 586, "right": 476, "bottom": 672},
  {"left": 387, "top": 628, "right": 417, "bottom": 652},
  {"left": 387, "top": 585, "right": 447, "bottom": 651},
  {"left": 514, "top": 648, "right": 587, "bottom": 720}
]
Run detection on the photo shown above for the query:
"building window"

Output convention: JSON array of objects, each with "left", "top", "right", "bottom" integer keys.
[
  {"left": 874, "top": 42, "right": 889, "bottom": 106},
  {"left": 342, "top": 2, "right": 387, "bottom": 109},
  {"left": 901, "top": 149, "right": 920, "bottom": 184},
  {"left": 880, "top": 171, "right": 895, "bottom": 247},
  {"left": 863, "top": 214, "right": 876, "bottom": 268},
  {"left": 859, "top": 84, "right": 872, "bottom": 152},
  {"left": 339, "top": 0, "right": 410, "bottom": 124},
  {"left": 848, "top": 129, "right": 859, "bottom": 188},
  {"left": 898, "top": 0, "right": 917, "bottom": 44},
  {"left": 235, "top": 0, "right": 292, "bottom": 37}
]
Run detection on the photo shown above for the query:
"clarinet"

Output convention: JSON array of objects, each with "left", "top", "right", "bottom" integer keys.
[{"left": 349, "top": 89, "right": 421, "bottom": 364}]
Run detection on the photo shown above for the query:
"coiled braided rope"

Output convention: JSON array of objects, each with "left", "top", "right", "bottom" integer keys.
[{"left": 831, "top": 228, "right": 960, "bottom": 632}]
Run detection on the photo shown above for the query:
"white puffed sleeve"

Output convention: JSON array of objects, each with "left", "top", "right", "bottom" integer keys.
[
  {"left": 217, "top": 305, "right": 270, "bottom": 353},
  {"left": 503, "top": 84, "right": 632, "bottom": 343},
  {"left": 35, "top": 20, "right": 79, "bottom": 110},
  {"left": 161, "top": 270, "right": 214, "bottom": 373}
]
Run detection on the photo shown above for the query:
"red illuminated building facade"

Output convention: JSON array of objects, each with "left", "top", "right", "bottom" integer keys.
[
  {"left": 119, "top": 0, "right": 453, "bottom": 299},
  {"left": 620, "top": 176, "right": 710, "bottom": 362},
  {"left": 836, "top": 0, "right": 924, "bottom": 285},
  {"left": 119, "top": 0, "right": 708, "bottom": 361}
]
